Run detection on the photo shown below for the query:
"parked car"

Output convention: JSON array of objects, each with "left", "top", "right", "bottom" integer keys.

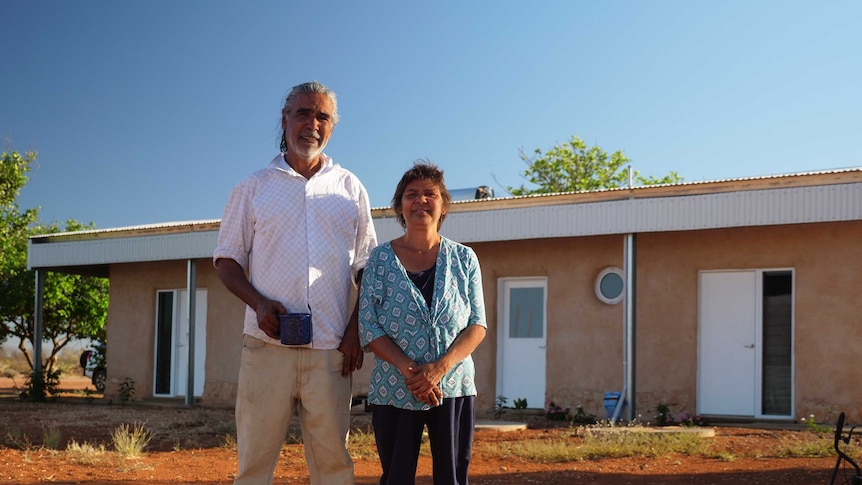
[{"left": 79, "top": 344, "right": 106, "bottom": 392}]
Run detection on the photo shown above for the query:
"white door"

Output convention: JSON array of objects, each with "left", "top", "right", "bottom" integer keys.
[
  {"left": 176, "top": 289, "right": 207, "bottom": 397},
  {"left": 698, "top": 270, "right": 795, "bottom": 418},
  {"left": 698, "top": 271, "right": 757, "bottom": 416},
  {"left": 154, "top": 289, "right": 207, "bottom": 397},
  {"left": 496, "top": 278, "right": 547, "bottom": 410}
]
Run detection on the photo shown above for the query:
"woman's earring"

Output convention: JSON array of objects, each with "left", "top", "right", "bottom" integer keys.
[{"left": 280, "top": 133, "right": 287, "bottom": 153}]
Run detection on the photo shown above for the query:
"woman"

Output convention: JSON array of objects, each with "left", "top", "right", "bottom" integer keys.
[{"left": 358, "top": 161, "right": 487, "bottom": 485}]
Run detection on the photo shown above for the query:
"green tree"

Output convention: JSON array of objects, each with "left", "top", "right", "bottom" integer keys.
[
  {"left": 1, "top": 150, "right": 39, "bottom": 280},
  {"left": 0, "top": 150, "right": 109, "bottom": 373},
  {"left": 509, "top": 136, "right": 683, "bottom": 196},
  {"left": 1, "top": 150, "right": 39, "bottom": 346}
]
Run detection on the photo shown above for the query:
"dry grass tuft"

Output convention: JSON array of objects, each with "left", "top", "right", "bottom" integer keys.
[{"left": 111, "top": 422, "right": 151, "bottom": 458}]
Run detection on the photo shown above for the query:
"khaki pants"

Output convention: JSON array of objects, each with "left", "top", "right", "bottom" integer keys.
[{"left": 234, "top": 335, "right": 354, "bottom": 485}]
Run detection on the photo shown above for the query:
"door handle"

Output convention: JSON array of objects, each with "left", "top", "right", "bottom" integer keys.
[
  {"left": 744, "top": 344, "right": 755, "bottom": 348},
  {"left": 539, "top": 346, "right": 546, "bottom": 349}
]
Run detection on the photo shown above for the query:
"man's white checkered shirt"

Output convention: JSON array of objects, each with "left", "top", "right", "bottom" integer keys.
[{"left": 213, "top": 153, "right": 377, "bottom": 349}]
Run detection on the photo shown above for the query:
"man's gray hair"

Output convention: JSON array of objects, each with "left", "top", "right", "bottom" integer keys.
[{"left": 282, "top": 81, "right": 339, "bottom": 124}]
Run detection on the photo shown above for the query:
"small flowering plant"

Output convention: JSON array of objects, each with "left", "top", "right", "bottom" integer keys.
[
  {"left": 800, "top": 414, "right": 829, "bottom": 433},
  {"left": 655, "top": 402, "right": 710, "bottom": 427},
  {"left": 654, "top": 402, "right": 675, "bottom": 426},
  {"left": 571, "top": 404, "right": 598, "bottom": 425},
  {"left": 545, "top": 400, "right": 571, "bottom": 421},
  {"left": 677, "top": 413, "right": 710, "bottom": 427}
]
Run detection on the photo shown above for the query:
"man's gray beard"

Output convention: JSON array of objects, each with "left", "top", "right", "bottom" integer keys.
[{"left": 289, "top": 141, "right": 327, "bottom": 162}]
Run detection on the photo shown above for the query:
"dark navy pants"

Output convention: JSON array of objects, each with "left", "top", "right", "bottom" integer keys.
[{"left": 371, "top": 396, "right": 475, "bottom": 485}]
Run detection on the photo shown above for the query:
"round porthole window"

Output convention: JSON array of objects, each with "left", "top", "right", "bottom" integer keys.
[{"left": 595, "top": 267, "right": 625, "bottom": 305}]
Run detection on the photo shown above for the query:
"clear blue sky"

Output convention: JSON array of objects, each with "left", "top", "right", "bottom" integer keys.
[{"left": 4, "top": 0, "right": 861, "bottom": 229}]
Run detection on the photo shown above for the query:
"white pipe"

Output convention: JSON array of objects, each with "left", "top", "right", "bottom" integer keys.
[{"left": 624, "top": 233, "right": 636, "bottom": 421}]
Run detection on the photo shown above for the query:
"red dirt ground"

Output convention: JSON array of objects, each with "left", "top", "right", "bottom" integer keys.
[{"left": 0, "top": 376, "right": 853, "bottom": 484}]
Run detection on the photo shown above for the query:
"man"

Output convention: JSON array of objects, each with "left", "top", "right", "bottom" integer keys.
[{"left": 213, "top": 81, "right": 377, "bottom": 485}]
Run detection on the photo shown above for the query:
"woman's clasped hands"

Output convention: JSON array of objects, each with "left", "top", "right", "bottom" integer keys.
[{"left": 404, "top": 362, "right": 445, "bottom": 406}]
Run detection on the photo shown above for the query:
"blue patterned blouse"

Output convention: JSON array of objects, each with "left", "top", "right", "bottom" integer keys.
[{"left": 359, "top": 237, "right": 487, "bottom": 411}]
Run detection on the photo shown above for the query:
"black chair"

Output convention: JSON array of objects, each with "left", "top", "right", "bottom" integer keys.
[{"left": 831, "top": 412, "right": 862, "bottom": 485}]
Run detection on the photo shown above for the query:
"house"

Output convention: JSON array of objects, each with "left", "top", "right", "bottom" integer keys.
[{"left": 28, "top": 168, "right": 862, "bottom": 422}]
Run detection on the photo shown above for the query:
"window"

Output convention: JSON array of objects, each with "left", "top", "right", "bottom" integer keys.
[{"left": 595, "top": 267, "right": 625, "bottom": 305}]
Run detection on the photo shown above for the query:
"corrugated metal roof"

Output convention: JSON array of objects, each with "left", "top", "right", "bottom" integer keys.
[
  {"left": 431, "top": 165, "right": 862, "bottom": 207},
  {"left": 28, "top": 230, "right": 220, "bottom": 270},
  {"left": 423, "top": 181, "right": 862, "bottom": 243},
  {"left": 29, "top": 219, "right": 221, "bottom": 241},
  {"left": 27, "top": 168, "right": 862, "bottom": 271}
]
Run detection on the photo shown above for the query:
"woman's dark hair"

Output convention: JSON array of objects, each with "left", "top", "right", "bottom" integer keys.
[{"left": 392, "top": 160, "right": 452, "bottom": 229}]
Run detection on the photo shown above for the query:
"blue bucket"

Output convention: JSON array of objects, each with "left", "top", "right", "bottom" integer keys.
[{"left": 603, "top": 392, "right": 627, "bottom": 420}]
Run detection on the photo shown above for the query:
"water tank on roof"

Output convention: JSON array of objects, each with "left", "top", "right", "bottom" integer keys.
[{"left": 450, "top": 185, "right": 495, "bottom": 201}]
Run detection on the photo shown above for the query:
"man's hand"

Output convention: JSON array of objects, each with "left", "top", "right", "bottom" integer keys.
[
  {"left": 215, "top": 259, "right": 287, "bottom": 339},
  {"left": 338, "top": 322, "right": 364, "bottom": 377},
  {"left": 340, "top": 272, "right": 365, "bottom": 377},
  {"left": 254, "top": 299, "right": 288, "bottom": 340}
]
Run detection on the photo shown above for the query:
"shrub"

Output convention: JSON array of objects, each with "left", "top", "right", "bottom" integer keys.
[
  {"left": 801, "top": 414, "right": 830, "bottom": 434},
  {"left": 118, "top": 378, "right": 135, "bottom": 405},
  {"left": 678, "top": 412, "right": 710, "bottom": 427},
  {"left": 42, "top": 423, "right": 62, "bottom": 450},
  {"left": 20, "top": 368, "right": 61, "bottom": 402},
  {"left": 570, "top": 405, "right": 598, "bottom": 425},
  {"left": 655, "top": 403, "right": 709, "bottom": 427},
  {"left": 494, "top": 395, "right": 508, "bottom": 419},
  {"left": 4, "top": 429, "right": 35, "bottom": 451},
  {"left": 654, "top": 402, "right": 675, "bottom": 426},
  {"left": 545, "top": 400, "right": 570, "bottom": 421}
]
